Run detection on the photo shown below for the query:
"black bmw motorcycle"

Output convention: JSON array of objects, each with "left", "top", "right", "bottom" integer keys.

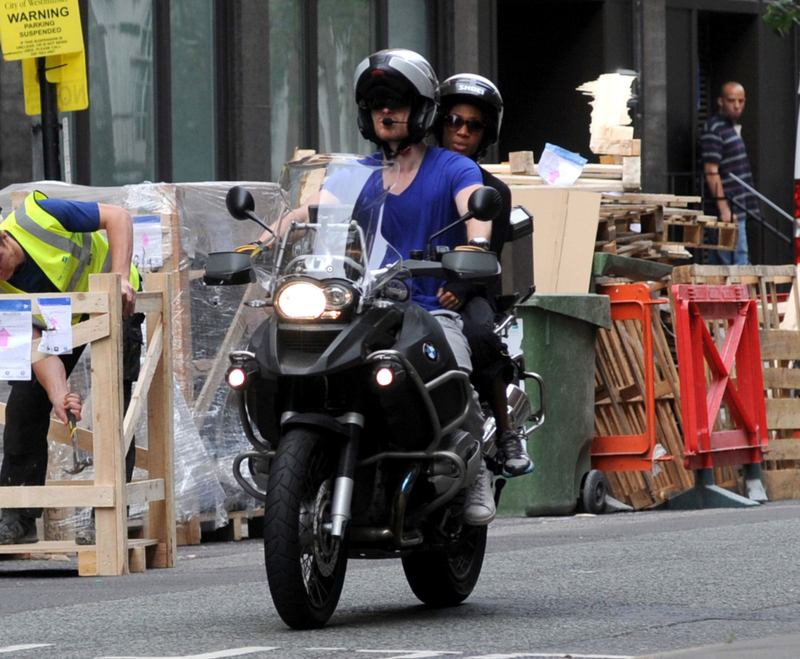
[{"left": 204, "top": 157, "right": 542, "bottom": 629}]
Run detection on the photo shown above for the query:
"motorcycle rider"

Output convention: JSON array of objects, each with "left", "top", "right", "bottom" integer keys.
[
  {"left": 433, "top": 73, "right": 534, "bottom": 478},
  {"left": 351, "top": 49, "right": 496, "bottom": 525},
  {"left": 259, "top": 49, "right": 497, "bottom": 524}
]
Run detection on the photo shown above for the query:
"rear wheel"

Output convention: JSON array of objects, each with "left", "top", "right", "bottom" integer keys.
[
  {"left": 402, "top": 525, "right": 487, "bottom": 607},
  {"left": 264, "top": 428, "right": 347, "bottom": 629}
]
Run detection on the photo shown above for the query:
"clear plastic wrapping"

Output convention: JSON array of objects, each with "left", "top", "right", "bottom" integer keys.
[{"left": 0, "top": 180, "right": 286, "bottom": 532}]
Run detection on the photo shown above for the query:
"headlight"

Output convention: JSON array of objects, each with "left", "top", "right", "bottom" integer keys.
[
  {"left": 276, "top": 282, "right": 327, "bottom": 319},
  {"left": 275, "top": 281, "right": 356, "bottom": 321}
]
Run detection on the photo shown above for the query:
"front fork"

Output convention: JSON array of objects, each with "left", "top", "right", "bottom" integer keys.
[{"left": 329, "top": 412, "right": 364, "bottom": 539}]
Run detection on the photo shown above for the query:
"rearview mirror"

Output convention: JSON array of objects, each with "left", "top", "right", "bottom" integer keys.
[
  {"left": 226, "top": 186, "right": 256, "bottom": 221},
  {"left": 468, "top": 186, "right": 503, "bottom": 221}
]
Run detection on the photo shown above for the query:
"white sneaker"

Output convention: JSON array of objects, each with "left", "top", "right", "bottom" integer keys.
[{"left": 464, "top": 461, "right": 496, "bottom": 526}]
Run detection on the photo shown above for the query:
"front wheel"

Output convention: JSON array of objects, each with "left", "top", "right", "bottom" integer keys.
[
  {"left": 402, "top": 525, "right": 487, "bottom": 607},
  {"left": 264, "top": 428, "right": 348, "bottom": 629}
]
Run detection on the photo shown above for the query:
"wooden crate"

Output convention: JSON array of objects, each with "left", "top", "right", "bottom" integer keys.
[{"left": 0, "top": 275, "right": 175, "bottom": 575}]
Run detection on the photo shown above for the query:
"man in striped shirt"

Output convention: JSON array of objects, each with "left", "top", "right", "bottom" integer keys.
[{"left": 700, "top": 81, "right": 760, "bottom": 265}]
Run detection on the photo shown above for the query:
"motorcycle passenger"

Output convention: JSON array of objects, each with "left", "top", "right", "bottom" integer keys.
[
  {"left": 433, "top": 73, "right": 534, "bottom": 478},
  {"left": 352, "top": 49, "right": 496, "bottom": 525}
]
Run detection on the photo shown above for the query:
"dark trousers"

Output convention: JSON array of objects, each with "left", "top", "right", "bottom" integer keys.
[
  {"left": 460, "top": 296, "right": 515, "bottom": 402},
  {"left": 0, "top": 314, "right": 144, "bottom": 520}
]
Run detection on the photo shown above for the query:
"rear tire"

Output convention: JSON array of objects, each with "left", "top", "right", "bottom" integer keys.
[
  {"left": 264, "top": 428, "right": 348, "bottom": 629},
  {"left": 402, "top": 525, "right": 487, "bottom": 607}
]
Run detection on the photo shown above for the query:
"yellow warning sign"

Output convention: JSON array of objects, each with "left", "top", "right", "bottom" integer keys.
[
  {"left": 22, "top": 48, "right": 88, "bottom": 114},
  {"left": 0, "top": 0, "right": 83, "bottom": 61}
]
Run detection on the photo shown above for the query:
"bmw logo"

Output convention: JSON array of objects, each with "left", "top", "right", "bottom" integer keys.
[{"left": 423, "top": 342, "right": 438, "bottom": 361}]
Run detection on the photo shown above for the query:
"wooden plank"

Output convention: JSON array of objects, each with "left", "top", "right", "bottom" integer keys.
[
  {"left": 764, "top": 438, "right": 800, "bottom": 461},
  {"left": 89, "top": 274, "right": 128, "bottom": 576},
  {"left": 0, "top": 484, "right": 114, "bottom": 508},
  {"left": 509, "top": 151, "right": 535, "bottom": 175},
  {"left": 762, "top": 368, "right": 800, "bottom": 390},
  {"left": 144, "top": 272, "right": 177, "bottom": 568},
  {"left": 123, "top": 319, "right": 163, "bottom": 450},
  {"left": 766, "top": 398, "right": 800, "bottom": 430},
  {"left": 758, "top": 329, "right": 800, "bottom": 360},
  {"left": 126, "top": 478, "right": 166, "bottom": 506},
  {"left": 762, "top": 469, "right": 800, "bottom": 501},
  {"left": 30, "top": 314, "right": 110, "bottom": 364},
  {"left": 192, "top": 283, "right": 254, "bottom": 427},
  {"left": 0, "top": 291, "right": 109, "bottom": 315}
]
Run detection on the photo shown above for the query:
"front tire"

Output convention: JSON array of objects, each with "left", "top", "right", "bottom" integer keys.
[
  {"left": 264, "top": 428, "right": 348, "bottom": 629},
  {"left": 402, "top": 525, "right": 487, "bottom": 607}
]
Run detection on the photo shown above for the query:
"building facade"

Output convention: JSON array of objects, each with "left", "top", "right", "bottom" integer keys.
[{"left": 0, "top": 0, "right": 796, "bottom": 262}]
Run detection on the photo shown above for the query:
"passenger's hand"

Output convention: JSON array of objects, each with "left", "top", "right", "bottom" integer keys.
[
  {"left": 120, "top": 279, "right": 137, "bottom": 318},
  {"left": 719, "top": 207, "right": 733, "bottom": 223},
  {"left": 53, "top": 392, "right": 83, "bottom": 425},
  {"left": 437, "top": 287, "right": 462, "bottom": 310}
]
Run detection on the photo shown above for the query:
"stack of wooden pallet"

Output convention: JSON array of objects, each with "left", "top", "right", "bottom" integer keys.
[
  {"left": 595, "top": 193, "right": 735, "bottom": 261},
  {"left": 593, "top": 286, "right": 695, "bottom": 507},
  {"left": 594, "top": 264, "right": 800, "bottom": 508}
]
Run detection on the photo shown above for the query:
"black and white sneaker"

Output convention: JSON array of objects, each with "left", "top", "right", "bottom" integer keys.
[{"left": 498, "top": 429, "right": 534, "bottom": 477}]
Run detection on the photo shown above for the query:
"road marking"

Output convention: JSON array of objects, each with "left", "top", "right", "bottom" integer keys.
[
  {"left": 0, "top": 646, "right": 53, "bottom": 655},
  {"left": 468, "top": 654, "right": 636, "bottom": 659},
  {"left": 96, "top": 648, "right": 278, "bottom": 659},
  {"left": 357, "top": 652, "right": 460, "bottom": 658}
]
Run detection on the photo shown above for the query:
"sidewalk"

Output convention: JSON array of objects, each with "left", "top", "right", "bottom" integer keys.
[{"left": 639, "top": 633, "right": 800, "bottom": 658}]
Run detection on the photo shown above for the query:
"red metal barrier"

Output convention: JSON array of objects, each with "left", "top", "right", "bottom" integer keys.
[
  {"left": 672, "top": 284, "right": 768, "bottom": 471},
  {"left": 592, "top": 283, "right": 672, "bottom": 471}
]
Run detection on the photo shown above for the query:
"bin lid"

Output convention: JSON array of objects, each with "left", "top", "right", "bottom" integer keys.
[
  {"left": 592, "top": 252, "right": 673, "bottom": 282},
  {"left": 520, "top": 294, "right": 612, "bottom": 329}
]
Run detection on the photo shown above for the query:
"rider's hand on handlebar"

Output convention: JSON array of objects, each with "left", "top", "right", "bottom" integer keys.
[{"left": 437, "top": 287, "right": 463, "bottom": 311}]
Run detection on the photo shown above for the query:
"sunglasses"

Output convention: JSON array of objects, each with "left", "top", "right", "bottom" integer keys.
[
  {"left": 444, "top": 114, "right": 486, "bottom": 133},
  {"left": 365, "top": 96, "right": 410, "bottom": 111}
]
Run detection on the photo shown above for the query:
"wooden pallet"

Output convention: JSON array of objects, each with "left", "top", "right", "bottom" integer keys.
[
  {"left": 176, "top": 507, "right": 265, "bottom": 546},
  {"left": 594, "top": 298, "right": 694, "bottom": 507}
]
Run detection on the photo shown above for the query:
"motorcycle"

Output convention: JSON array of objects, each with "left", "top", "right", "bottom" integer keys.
[{"left": 204, "top": 156, "right": 543, "bottom": 629}]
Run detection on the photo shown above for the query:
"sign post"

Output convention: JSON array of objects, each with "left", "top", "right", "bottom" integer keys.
[{"left": 0, "top": 0, "right": 86, "bottom": 180}]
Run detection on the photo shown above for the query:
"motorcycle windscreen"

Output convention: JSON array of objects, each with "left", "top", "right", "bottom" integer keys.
[{"left": 280, "top": 156, "right": 403, "bottom": 295}]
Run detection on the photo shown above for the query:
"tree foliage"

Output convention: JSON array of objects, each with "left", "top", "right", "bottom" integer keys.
[{"left": 764, "top": 0, "right": 800, "bottom": 37}]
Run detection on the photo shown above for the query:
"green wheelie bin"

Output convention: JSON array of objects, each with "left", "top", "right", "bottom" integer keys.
[{"left": 498, "top": 293, "right": 611, "bottom": 517}]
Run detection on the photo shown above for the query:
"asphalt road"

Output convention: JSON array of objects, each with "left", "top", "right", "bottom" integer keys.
[{"left": 1, "top": 500, "right": 799, "bottom": 659}]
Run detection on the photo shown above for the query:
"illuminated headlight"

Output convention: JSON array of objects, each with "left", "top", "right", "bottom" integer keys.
[{"left": 276, "top": 282, "right": 327, "bottom": 319}]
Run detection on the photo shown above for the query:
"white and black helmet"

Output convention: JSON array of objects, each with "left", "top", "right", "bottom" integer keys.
[
  {"left": 434, "top": 73, "right": 504, "bottom": 161},
  {"left": 354, "top": 49, "right": 438, "bottom": 155}
]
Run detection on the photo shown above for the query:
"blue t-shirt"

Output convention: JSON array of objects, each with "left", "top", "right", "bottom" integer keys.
[
  {"left": 379, "top": 147, "right": 481, "bottom": 310},
  {"left": 8, "top": 199, "right": 101, "bottom": 293}
]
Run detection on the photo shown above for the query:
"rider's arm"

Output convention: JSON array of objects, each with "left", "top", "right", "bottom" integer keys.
[
  {"left": 257, "top": 188, "right": 341, "bottom": 244},
  {"left": 455, "top": 183, "right": 492, "bottom": 243}
]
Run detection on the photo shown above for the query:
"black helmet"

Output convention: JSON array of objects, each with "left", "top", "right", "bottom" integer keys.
[
  {"left": 354, "top": 49, "right": 438, "bottom": 156},
  {"left": 434, "top": 73, "right": 503, "bottom": 161}
]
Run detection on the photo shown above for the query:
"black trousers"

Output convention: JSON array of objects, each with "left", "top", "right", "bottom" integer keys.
[
  {"left": 459, "top": 296, "right": 515, "bottom": 402},
  {"left": 0, "top": 314, "right": 144, "bottom": 520}
]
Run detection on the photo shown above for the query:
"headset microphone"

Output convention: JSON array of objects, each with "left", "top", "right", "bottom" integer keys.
[{"left": 381, "top": 117, "right": 408, "bottom": 126}]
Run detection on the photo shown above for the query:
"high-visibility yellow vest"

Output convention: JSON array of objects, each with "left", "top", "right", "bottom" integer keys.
[{"left": 0, "top": 191, "right": 140, "bottom": 318}]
